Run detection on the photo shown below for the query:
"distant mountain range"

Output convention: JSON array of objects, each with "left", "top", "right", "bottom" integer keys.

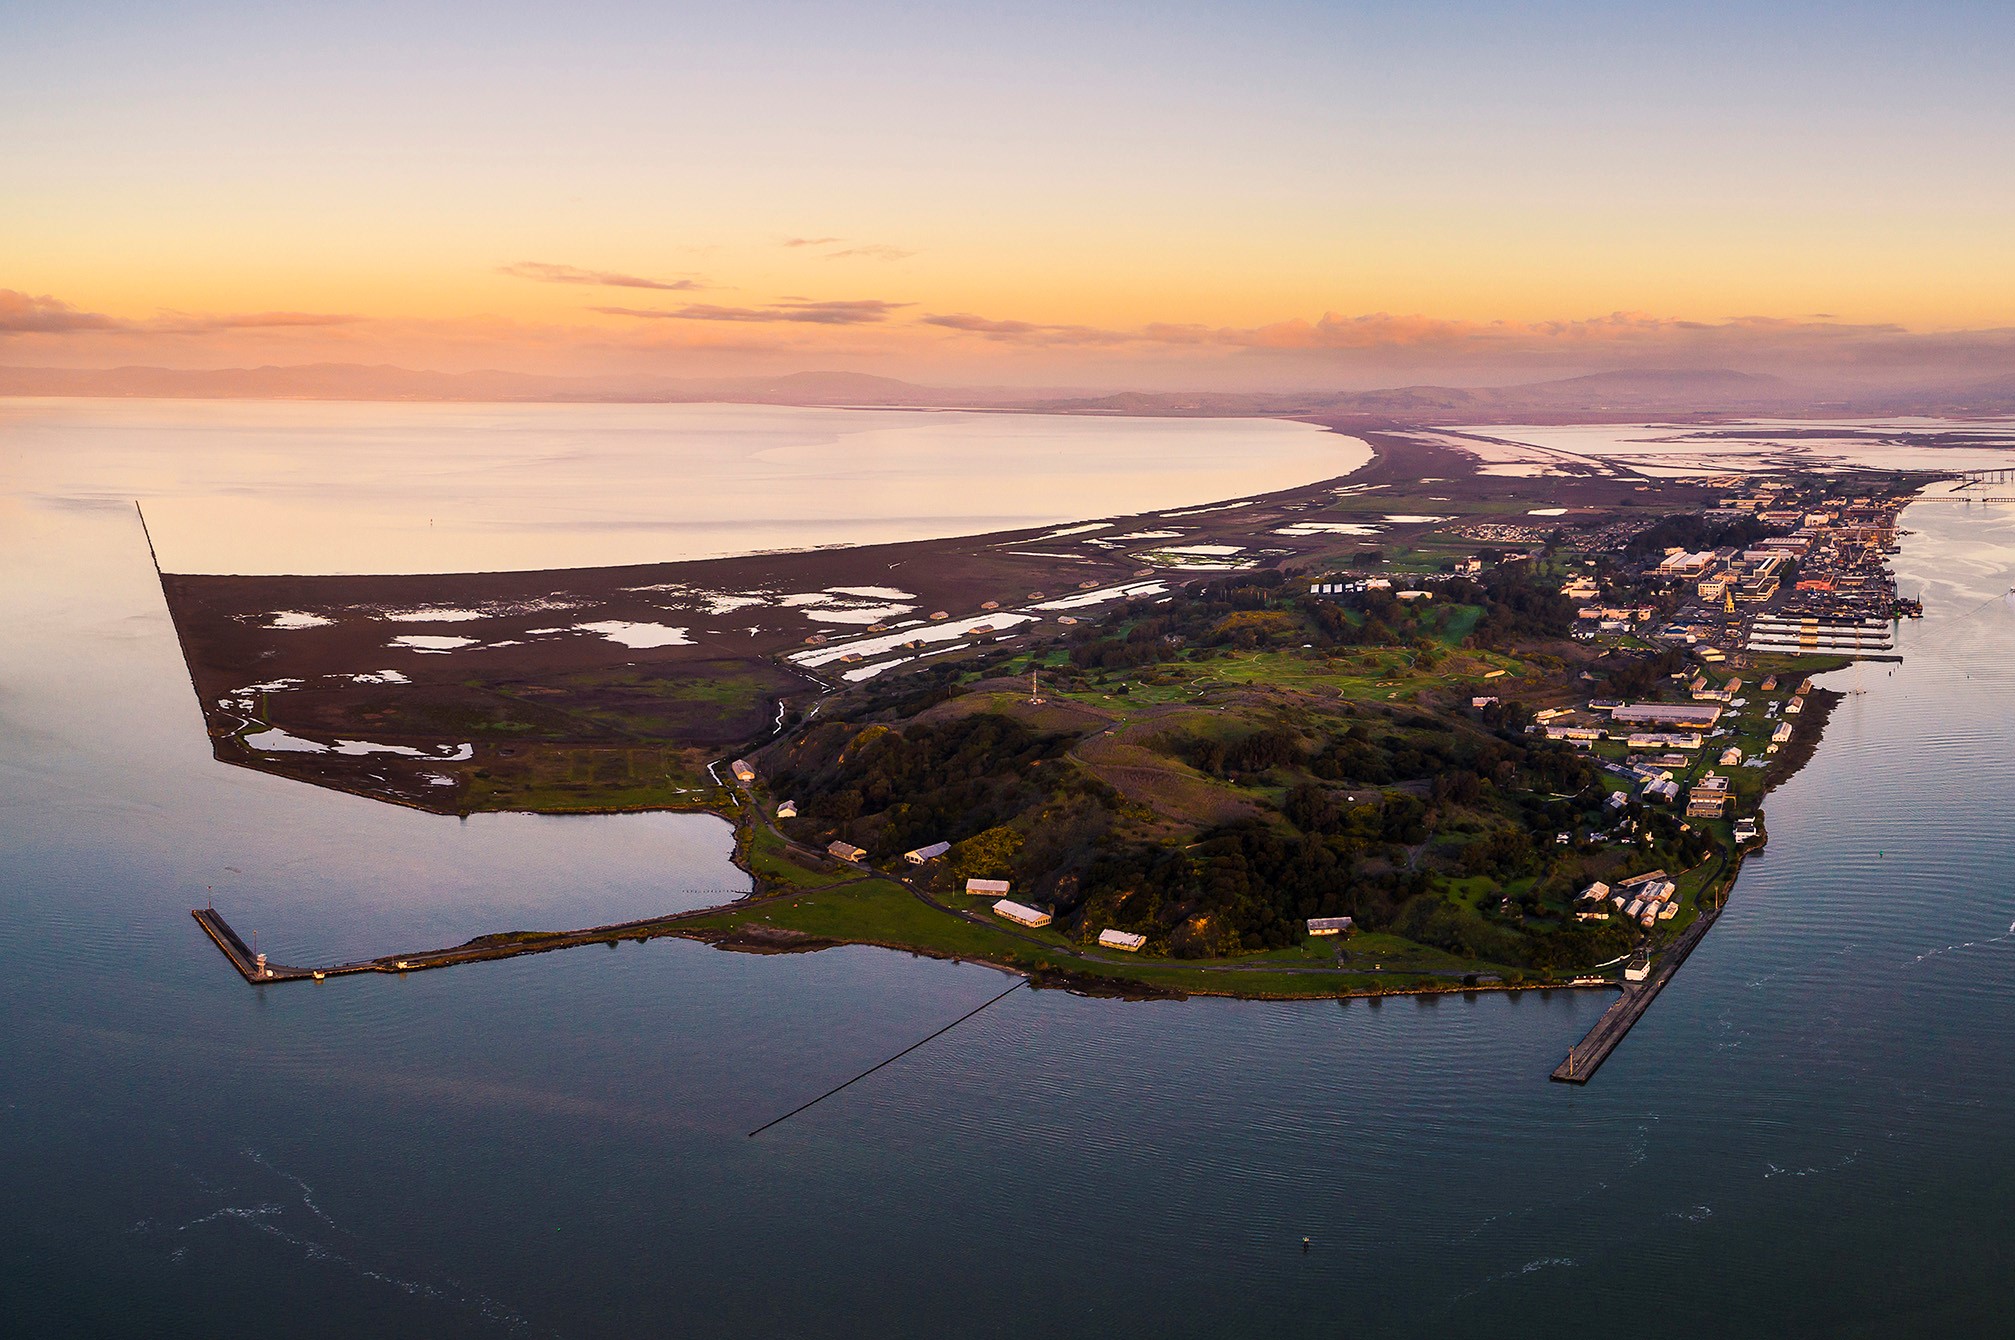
[
  {"left": 5, "top": 361, "right": 2014, "bottom": 419},
  {"left": 0, "top": 364, "right": 1042, "bottom": 407}
]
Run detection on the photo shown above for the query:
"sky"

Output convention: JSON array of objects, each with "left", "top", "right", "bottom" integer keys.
[{"left": 4, "top": 0, "right": 2014, "bottom": 391}]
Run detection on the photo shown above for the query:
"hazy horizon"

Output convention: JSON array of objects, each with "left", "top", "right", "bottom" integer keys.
[{"left": 7, "top": 1, "right": 2014, "bottom": 395}]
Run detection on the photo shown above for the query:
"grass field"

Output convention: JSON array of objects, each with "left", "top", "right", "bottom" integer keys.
[
  {"left": 743, "top": 821, "right": 838, "bottom": 888},
  {"left": 461, "top": 743, "right": 723, "bottom": 812},
  {"left": 693, "top": 873, "right": 1532, "bottom": 999}
]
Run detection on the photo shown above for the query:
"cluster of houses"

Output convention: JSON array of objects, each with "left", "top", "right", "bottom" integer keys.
[
  {"left": 1630, "top": 483, "right": 1913, "bottom": 652},
  {"left": 815, "top": 825, "right": 1358, "bottom": 958},
  {"left": 1574, "top": 601, "right": 1659, "bottom": 635},
  {"left": 1577, "top": 869, "right": 1682, "bottom": 928},
  {"left": 1534, "top": 683, "right": 1802, "bottom": 771},
  {"left": 1540, "top": 698, "right": 1723, "bottom": 752},
  {"left": 1652, "top": 544, "right": 1792, "bottom": 608},
  {"left": 1307, "top": 481, "right": 1907, "bottom": 661},
  {"left": 778, "top": 796, "right": 1161, "bottom": 953},
  {"left": 1685, "top": 772, "right": 1730, "bottom": 818},
  {"left": 964, "top": 878, "right": 1147, "bottom": 951},
  {"left": 1309, "top": 572, "right": 1461, "bottom": 599},
  {"left": 1449, "top": 522, "right": 1552, "bottom": 544}
]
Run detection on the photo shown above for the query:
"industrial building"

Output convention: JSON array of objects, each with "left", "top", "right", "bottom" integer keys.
[
  {"left": 993, "top": 899, "right": 1051, "bottom": 928},
  {"left": 1607, "top": 702, "right": 1724, "bottom": 729}
]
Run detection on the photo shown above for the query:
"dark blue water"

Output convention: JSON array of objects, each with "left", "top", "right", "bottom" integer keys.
[{"left": 6, "top": 475, "right": 2015, "bottom": 1336}]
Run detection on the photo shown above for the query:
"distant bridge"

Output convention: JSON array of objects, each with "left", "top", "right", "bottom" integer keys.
[{"left": 1947, "top": 469, "right": 2015, "bottom": 502}]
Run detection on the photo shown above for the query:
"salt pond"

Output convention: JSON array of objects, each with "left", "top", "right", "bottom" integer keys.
[
  {"left": 1428, "top": 419, "right": 2015, "bottom": 477},
  {"left": 389, "top": 634, "right": 478, "bottom": 652},
  {"left": 571, "top": 620, "right": 695, "bottom": 648}
]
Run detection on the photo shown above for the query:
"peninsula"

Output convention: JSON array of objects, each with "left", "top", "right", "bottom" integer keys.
[{"left": 162, "top": 426, "right": 1927, "bottom": 1013}]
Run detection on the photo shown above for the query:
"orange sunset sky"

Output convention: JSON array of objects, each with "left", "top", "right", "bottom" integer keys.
[{"left": 5, "top": 1, "right": 2014, "bottom": 391}]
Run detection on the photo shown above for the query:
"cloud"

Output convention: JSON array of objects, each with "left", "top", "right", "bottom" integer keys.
[
  {"left": 497, "top": 261, "right": 701, "bottom": 291},
  {"left": 923, "top": 304, "right": 2011, "bottom": 366},
  {"left": 0, "top": 289, "right": 360, "bottom": 337},
  {"left": 1250, "top": 310, "right": 1913, "bottom": 354},
  {"left": 149, "top": 310, "right": 364, "bottom": 333},
  {"left": 921, "top": 312, "right": 1041, "bottom": 337},
  {"left": 826, "top": 245, "right": 915, "bottom": 262},
  {"left": 1213, "top": 310, "right": 1941, "bottom": 358},
  {"left": 0, "top": 290, "right": 122, "bottom": 333},
  {"left": 923, "top": 312, "right": 1135, "bottom": 345},
  {"left": 15, "top": 276, "right": 2015, "bottom": 397},
  {"left": 594, "top": 298, "right": 910, "bottom": 325},
  {"left": 781, "top": 238, "right": 914, "bottom": 261}
]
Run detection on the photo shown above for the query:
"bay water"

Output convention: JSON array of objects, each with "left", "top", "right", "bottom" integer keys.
[{"left": 3, "top": 408, "right": 2013, "bottom": 1336}]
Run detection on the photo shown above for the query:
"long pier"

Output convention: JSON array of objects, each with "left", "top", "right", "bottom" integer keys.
[
  {"left": 190, "top": 908, "right": 333, "bottom": 983},
  {"left": 191, "top": 895, "right": 764, "bottom": 986},
  {"left": 1550, "top": 909, "right": 1718, "bottom": 1084}
]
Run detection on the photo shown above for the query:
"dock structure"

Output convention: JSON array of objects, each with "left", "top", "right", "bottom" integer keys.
[
  {"left": 190, "top": 908, "right": 326, "bottom": 983},
  {"left": 1551, "top": 911, "right": 1718, "bottom": 1084},
  {"left": 193, "top": 894, "right": 757, "bottom": 987}
]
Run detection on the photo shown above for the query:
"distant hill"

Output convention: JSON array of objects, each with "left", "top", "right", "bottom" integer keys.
[
  {"left": 3, "top": 361, "right": 2007, "bottom": 419},
  {"left": 0, "top": 363, "right": 578, "bottom": 401},
  {"left": 0, "top": 362, "right": 1057, "bottom": 408},
  {"left": 1904, "top": 373, "right": 2015, "bottom": 415},
  {"left": 1489, "top": 368, "right": 1796, "bottom": 409},
  {"left": 1025, "top": 369, "right": 1807, "bottom": 419},
  {"left": 692, "top": 370, "right": 978, "bottom": 405}
]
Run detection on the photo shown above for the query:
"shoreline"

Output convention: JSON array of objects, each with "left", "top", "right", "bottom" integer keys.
[
  {"left": 180, "top": 429, "right": 1902, "bottom": 1014},
  {"left": 1543, "top": 479, "right": 1940, "bottom": 1079}
]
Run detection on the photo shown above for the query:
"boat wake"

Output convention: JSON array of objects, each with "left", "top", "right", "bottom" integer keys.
[
  {"left": 131, "top": 1148, "right": 541, "bottom": 1335},
  {"left": 1906, "top": 930, "right": 2015, "bottom": 966},
  {"left": 1764, "top": 1149, "right": 1862, "bottom": 1180},
  {"left": 1441, "top": 1256, "right": 1579, "bottom": 1309}
]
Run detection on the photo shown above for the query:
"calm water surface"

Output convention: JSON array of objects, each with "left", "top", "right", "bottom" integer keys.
[
  {"left": 0, "top": 399, "right": 1359, "bottom": 574},
  {"left": 4, "top": 415, "right": 2015, "bottom": 1337}
]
